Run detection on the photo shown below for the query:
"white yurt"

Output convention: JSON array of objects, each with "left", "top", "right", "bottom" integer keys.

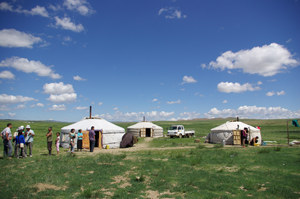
[
  {"left": 60, "top": 117, "right": 125, "bottom": 149},
  {"left": 208, "top": 121, "right": 262, "bottom": 145},
  {"left": 127, "top": 121, "right": 163, "bottom": 138}
]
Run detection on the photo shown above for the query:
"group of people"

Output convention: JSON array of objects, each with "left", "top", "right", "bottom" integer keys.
[
  {"left": 68, "top": 126, "right": 95, "bottom": 153},
  {"left": 242, "top": 127, "right": 259, "bottom": 148},
  {"left": 1, "top": 123, "right": 62, "bottom": 159}
]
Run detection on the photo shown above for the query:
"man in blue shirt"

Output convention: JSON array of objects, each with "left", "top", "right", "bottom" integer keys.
[{"left": 89, "top": 126, "right": 96, "bottom": 152}]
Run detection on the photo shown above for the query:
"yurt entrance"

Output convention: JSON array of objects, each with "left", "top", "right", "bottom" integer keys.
[
  {"left": 140, "top": 128, "right": 153, "bottom": 137},
  {"left": 81, "top": 130, "right": 102, "bottom": 149},
  {"left": 95, "top": 130, "right": 102, "bottom": 149}
]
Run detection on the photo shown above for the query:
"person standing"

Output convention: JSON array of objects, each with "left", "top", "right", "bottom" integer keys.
[
  {"left": 55, "top": 132, "right": 60, "bottom": 155},
  {"left": 69, "top": 129, "right": 76, "bottom": 154},
  {"left": 1, "top": 123, "right": 13, "bottom": 159},
  {"left": 89, "top": 126, "right": 96, "bottom": 152},
  {"left": 77, "top": 129, "right": 83, "bottom": 152},
  {"left": 15, "top": 127, "right": 26, "bottom": 159},
  {"left": 46, "top": 127, "right": 53, "bottom": 156},
  {"left": 24, "top": 125, "right": 35, "bottom": 157},
  {"left": 242, "top": 127, "right": 248, "bottom": 148}
]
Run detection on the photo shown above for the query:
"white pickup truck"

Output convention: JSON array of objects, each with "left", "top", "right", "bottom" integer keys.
[{"left": 167, "top": 125, "right": 195, "bottom": 138}]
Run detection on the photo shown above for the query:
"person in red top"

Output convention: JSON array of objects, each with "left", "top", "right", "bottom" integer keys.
[{"left": 242, "top": 127, "right": 248, "bottom": 148}]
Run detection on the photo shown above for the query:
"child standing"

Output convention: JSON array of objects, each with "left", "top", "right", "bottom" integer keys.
[{"left": 56, "top": 132, "right": 60, "bottom": 155}]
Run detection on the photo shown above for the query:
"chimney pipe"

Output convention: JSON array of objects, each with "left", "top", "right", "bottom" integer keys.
[
  {"left": 90, "top": 106, "right": 92, "bottom": 119},
  {"left": 237, "top": 117, "right": 239, "bottom": 121},
  {"left": 143, "top": 116, "right": 145, "bottom": 122}
]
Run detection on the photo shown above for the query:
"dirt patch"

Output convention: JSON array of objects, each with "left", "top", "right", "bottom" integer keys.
[
  {"left": 88, "top": 171, "right": 94, "bottom": 174},
  {"left": 144, "top": 190, "right": 174, "bottom": 199},
  {"left": 217, "top": 166, "right": 239, "bottom": 172},
  {"left": 111, "top": 171, "right": 132, "bottom": 188},
  {"left": 34, "top": 183, "right": 68, "bottom": 193},
  {"left": 152, "top": 158, "right": 168, "bottom": 161}
]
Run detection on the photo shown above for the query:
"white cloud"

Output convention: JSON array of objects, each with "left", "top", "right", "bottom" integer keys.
[
  {"left": 0, "top": 57, "right": 62, "bottom": 79},
  {"left": 0, "top": 105, "right": 11, "bottom": 111},
  {"left": 222, "top": 100, "right": 228, "bottom": 103},
  {"left": 15, "top": 104, "right": 26, "bottom": 109},
  {"left": 99, "top": 110, "right": 174, "bottom": 121},
  {"left": 48, "top": 4, "right": 62, "bottom": 11},
  {"left": 286, "top": 38, "right": 292, "bottom": 43},
  {"left": 47, "top": 93, "right": 77, "bottom": 103},
  {"left": 0, "top": 94, "right": 35, "bottom": 104},
  {"left": 179, "top": 111, "right": 200, "bottom": 120},
  {"left": 205, "top": 106, "right": 300, "bottom": 119},
  {"left": 63, "top": 0, "right": 95, "bottom": 16},
  {"left": 182, "top": 76, "right": 197, "bottom": 84},
  {"left": 36, "top": 103, "right": 44, "bottom": 107},
  {"left": 73, "top": 75, "right": 86, "bottom": 81},
  {"left": 181, "top": 88, "right": 185, "bottom": 91},
  {"left": 0, "top": 113, "right": 4, "bottom": 117},
  {"left": 74, "top": 106, "right": 88, "bottom": 110},
  {"left": 98, "top": 102, "right": 103, "bottom": 105},
  {"left": 8, "top": 112, "right": 15, "bottom": 117},
  {"left": 167, "top": 99, "right": 182, "bottom": 104},
  {"left": 30, "top": 104, "right": 35, "bottom": 108},
  {"left": 195, "top": 92, "right": 199, "bottom": 96},
  {"left": 277, "top": 91, "right": 286, "bottom": 96},
  {"left": 158, "top": 7, "right": 186, "bottom": 19},
  {"left": 217, "top": 82, "right": 261, "bottom": 93},
  {"left": 0, "top": 3, "right": 49, "bottom": 17},
  {"left": 199, "top": 94, "right": 205, "bottom": 97},
  {"left": 43, "top": 82, "right": 74, "bottom": 94},
  {"left": 0, "top": 29, "right": 42, "bottom": 48},
  {"left": 53, "top": 16, "right": 84, "bottom": 32},
  {"left": 47, "top": 104, "right": 66, "bottom": 111},
  {"left": 208, "top": 43, "right": 299, "bottom": 76},
  {"left": 0, "top": 70, "right": 15, "bottom": 79},
  {"left": 113, "top": 107, "right": 118, "bottom": 110},
  {"left": 63, "top": 36, "right": 72, "bottom": 41},
  {"left": 268, "top": 79, "right": 277, "bottom": 82},
  {"left": 257, "top": 81, "right": 262, "bottom": 85},
  {"left": 266, "top": 91, "right": 275, "bottom": 96},
  {"left": 152, "top": 99, "right": 157, "bottom": 102}
]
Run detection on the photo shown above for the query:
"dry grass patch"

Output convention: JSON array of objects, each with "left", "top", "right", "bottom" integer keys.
[
  {"left": 111, "top": 171, "right": 132, "bottom": 188},
  {"left": 34, "top": 183, "right": 68, "bottom": 193}
]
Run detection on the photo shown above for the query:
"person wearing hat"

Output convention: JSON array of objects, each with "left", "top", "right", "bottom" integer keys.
[
  {"left": 15, "top": 127, "right": 26, "bottom": 158},
  {"left": 24, "top": 125, "right": 35, "bottom": 157},
  {"left": 1, "top": 123, "right": 13, "bottom": 159}
]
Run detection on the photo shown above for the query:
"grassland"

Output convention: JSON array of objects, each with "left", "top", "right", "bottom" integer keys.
[{"left": 0, "top": 119, "right": 299, "bottom": 199}]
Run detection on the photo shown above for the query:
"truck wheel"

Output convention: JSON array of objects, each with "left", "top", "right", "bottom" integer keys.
[
  {"left": 179, "top": 134, "right": 182, "bottom": 139},
  {"left": 170, "top": 136, "right": 173, "bottom": 138}
]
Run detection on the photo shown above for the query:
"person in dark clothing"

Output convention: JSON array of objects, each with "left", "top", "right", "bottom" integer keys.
[
  {"left": 250, "top": 136, "right": 259, "bottom": 146},
  {"left": 242, "top": 127, "right": 248, "bottom": 148},
  {"left": 89, "top": 126, "right": 95, "bottom": 152},
  {"left": 46, "top": 127, "right": 53, "bottom": 155}
]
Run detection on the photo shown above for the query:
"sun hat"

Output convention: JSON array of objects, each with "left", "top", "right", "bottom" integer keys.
[
  {"left": 26, "top": 125, "right": 31, "bottom": 129},
  {"left": 17, "top": 126, "right": 23, "bottom": 131}
]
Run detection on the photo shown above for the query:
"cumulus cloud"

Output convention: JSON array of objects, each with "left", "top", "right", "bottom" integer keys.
[
  {"left": 47, "top": 93, "right": 77, "bottom": 103},
  {"left": 98, "top": 102, "right": 103, "bottom": 105},
  {"left": 266, "top": 91, "right": 275, "bottom": 96},
  {"left": 63, "top": 0, "right": 95, "bottom": 16},
  {"left": 205, "top": 106, "right": 300, "bottom": 119},
  {"left": 167, "top": 99, "right": 182, "bottom": 104},
  {"left": 0, "top": 2, "right": 49, "bottom": 17},
  {"left": 181, "top": 88, "right": 185, "bottom": 91},
  {"left": 257, "top": 81, "right": 262, "bottom": 85},
  {"left": 53, "top": 16, "right": 84, "bottom": 32},
  {"left": 8, "top": 112, "right": 15, "bottom": 117},
  {"left": 222, "top": 100, "right": 228, "bottom": 103},
  {"left": 15, "top": 104, "right": 26, "bottom": 109},
  {"left": 182, "top": 76, "right": 197, "bottom": 84},
  {"left": 0, "top": 94, "right": 35, "bottom": 104},
  {"left": 113, "top": 107, "right": 118, "bottom": 110},
  {"left": 152, "top": 99, "right": 158, "bottom": 102},
  {"left": 74, "top": 106, "right": 88, "bottom": 110},
  {"left": 36, "top": 103, "right": 44, "bottom": 107},
  {"left": 0, "top": 105, "right": 10, "bottom": 111},
  {"left": 179, "top": 111, "right": 200, "bottom": 120},
  {"left": 207, "top": 43, "right": 298, "bottom": 76},
  {"left": 30, "top": 105, "right": 35, "bottom": 108},
  {"left": 158, "top": 7, "right": 186, "bottom": 19},
  {"left": 277, "top": 91, "right": 285, "bottom": 96},
  {"left": 47, "top": 104, "right": 66, "bottom": 111},
  {"left": 0, "top": 29, "right": 42, "bottom": 48},
  {"left": 73, "top": 75, "right": 86, "bottom": 81},
  {"left": 0, "top": 70, "right": 15, "bottom": 79},
  {"left": 217, "top": 82, "right": 261, "bottom": 93},
  {"left": 43, "top": 82, "right": 74, "bottom": 94},
  {"left": 0, "top": 57, "right": 62, "bottom": 79},
  {"left": 99, "top": 110, "right": 174, "bottom": 121}
]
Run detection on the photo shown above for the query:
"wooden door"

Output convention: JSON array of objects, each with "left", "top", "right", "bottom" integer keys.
[
  {"left": 150, "top": 129, "right": 153, "bottom": 137},
  {"left": 140, "top": 128, "right": 146, "bottom": 137},
  {"left": 233, "top": 130, "right": 241, "bottom": 145},
  {"left": 82, "top": 131, "right": 90, "bottom": 149},
  {"left": 98, "top": 131, "right": 102, "bottom": 149}
]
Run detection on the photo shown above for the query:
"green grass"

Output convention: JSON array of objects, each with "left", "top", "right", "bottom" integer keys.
[{"left": 0, "top": 119, "right": 300, "bottom": 198}]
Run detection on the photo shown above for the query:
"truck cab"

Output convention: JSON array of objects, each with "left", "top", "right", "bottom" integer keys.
[{"left": 168, "top": 125, "right": 184, "bottom": 138}]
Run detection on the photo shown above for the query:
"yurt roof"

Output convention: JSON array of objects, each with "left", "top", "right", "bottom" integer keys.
[
  {"left": 61, "top": 118, "right": 124, "bottom": 133},
  {"left": 211, "top": 121, "right": 260, "bottom": 132},
  {"left": 127, "top": 121, "right": 163, "bottom": 129}
]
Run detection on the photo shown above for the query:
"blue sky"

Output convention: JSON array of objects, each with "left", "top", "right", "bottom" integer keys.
[{"left": 0, "top": 0, "right": 299, "bottom": 122}]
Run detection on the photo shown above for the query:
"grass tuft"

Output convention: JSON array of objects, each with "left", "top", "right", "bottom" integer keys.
[
  {"left": 214, "top": 144, "right": 223, "bottom": 148},
  {"left": 258, "top": 148, "right": 270, "bottom": 154},
  {"left": 273, "top": 146, "right": 281, "bottom": 151},
  {"left": 196, "top": 144, "right": 205, "bottom": 149}
]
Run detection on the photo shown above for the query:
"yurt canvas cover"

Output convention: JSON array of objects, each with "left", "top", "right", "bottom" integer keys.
[
  {"left": 209, "top": 121, "right": 262, "bottom": 145},
  {"left": 60, "top": 117, "right": 125, "bottom": 149},
  {"left": 127, "top": 121, "right": 163, "bottom": 138}
]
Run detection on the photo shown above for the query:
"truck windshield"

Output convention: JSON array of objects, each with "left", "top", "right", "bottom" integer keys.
[{"left": 169, "top": 126, "right": 177, "bottom": 130}]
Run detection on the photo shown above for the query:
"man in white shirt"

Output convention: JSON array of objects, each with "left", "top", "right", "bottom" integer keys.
[
  {"left": 1, "top": 123, "right": 13, "bottom": 158},
  {"left": 24, "top": 125, "right": 35, "bottom": 157}
]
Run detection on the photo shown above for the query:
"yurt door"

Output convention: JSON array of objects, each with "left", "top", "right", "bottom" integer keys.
[
  {"left": 140, "top": 128, "right": 146, "bottom": 137},
  {"left": 82, "top": 131, "right": 90, "bottom": 149},
  {"left": 233, "top": 130, "right": 241, "bottom": 145},
  {"left": 150, "top": 129, "right": 153, "bottom": 137}
]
